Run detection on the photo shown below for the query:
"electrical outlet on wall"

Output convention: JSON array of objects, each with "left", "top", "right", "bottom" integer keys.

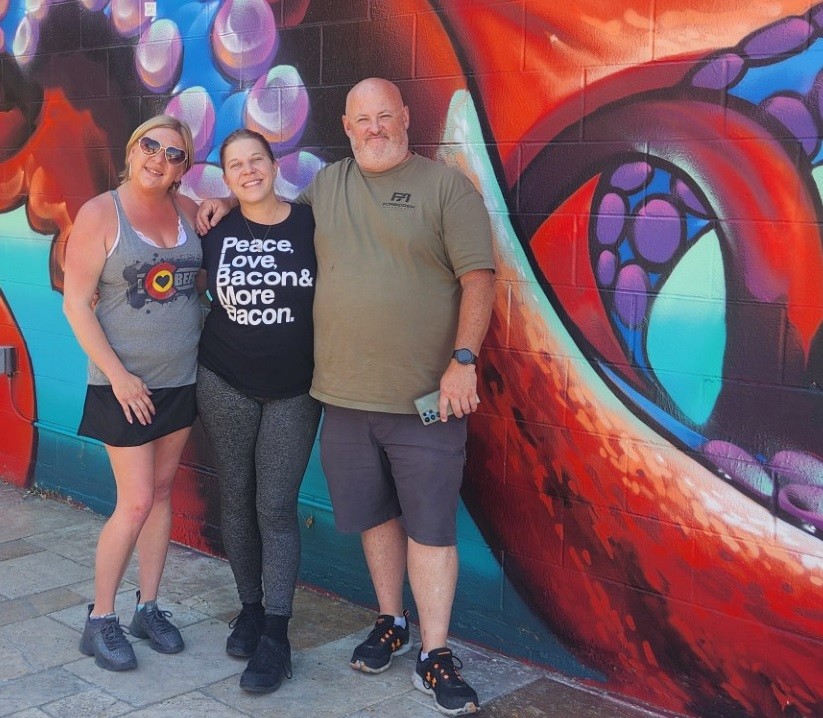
[
  {"left": 144, "top": 2, "right": 157, "bottom": 18},
  {"left": 0, "top": 346, "right": 17, "bottom": 375}
]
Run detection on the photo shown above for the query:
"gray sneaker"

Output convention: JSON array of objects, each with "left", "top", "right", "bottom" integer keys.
[
  {"left": 128, "top": 591, "right": 184, "bottom": 654},
  {"left": 79, "top": 604, "right": 137, "bottom": 671}
]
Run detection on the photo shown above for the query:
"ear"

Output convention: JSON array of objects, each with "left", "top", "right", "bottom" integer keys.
[
  {"left": 402, "top": 105, "right": 409, "bottom": 130},
  {"left": 342, "top": 114, "right": 352, "bottom": 138}
]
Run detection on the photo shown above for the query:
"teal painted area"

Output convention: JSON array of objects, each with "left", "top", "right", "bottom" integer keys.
[
  {"left": 0, "top": 208, "right": 86, "bottom": 434},
  {"left": 647, "top": 231, "right": 726, "bottom": 425}
]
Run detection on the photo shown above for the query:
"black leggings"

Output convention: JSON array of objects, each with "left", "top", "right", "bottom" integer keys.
[{"left": 196, "top": 365, "right": 321, "bottom": 616}]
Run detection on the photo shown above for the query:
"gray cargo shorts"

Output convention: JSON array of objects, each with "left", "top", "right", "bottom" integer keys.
[{"left": 319, "top": 405, "right": 468, "bottom": 547}]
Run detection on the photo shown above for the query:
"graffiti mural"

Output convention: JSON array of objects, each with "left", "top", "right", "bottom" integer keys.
[{"left": 0, "top": 1, "right": 820, "bottom": 716}]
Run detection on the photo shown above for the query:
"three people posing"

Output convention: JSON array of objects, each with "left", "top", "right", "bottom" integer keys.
[{"left": 65, "top": 76, "right": 494, "bottom": 718}]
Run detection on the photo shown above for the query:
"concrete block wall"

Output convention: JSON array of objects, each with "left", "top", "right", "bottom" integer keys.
[{"left": 0, "top": 2, "right": 820, "bottom": 716}]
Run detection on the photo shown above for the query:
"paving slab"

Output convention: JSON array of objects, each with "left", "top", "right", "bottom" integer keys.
[
  {"left": 122, "top": 545, "right": 235, "bottom": 604},
  {"left": 0, "top": 615, "right": 88, "bottom": 679},
  {"left": 0, "top": 497, "right": 98, "bottom": 543},
  {"left": 40, "top": 688, "right": 132, "bottom": 718},
  {"left": 64, "top": 618, "right": 241, "bottom": 708},
  {"left": 0, "top": 552, "right": 92, "bottom": 598},
  {"left": 482, "top": 676, "right": 669, "bottom": 717},
  {"left": 0, "top": 538, "right": 45, "bottom": 562},
  {"left": 0, "top": 586, "right": 87, "bottom": 628},
  {"left": 123, "top": 691, "right": 250, "bottom": 717},
  {"left": 26, "top": 518, "right": 104, "bottom": 567},
  {"left": 0, "top": 482, "right": 675, "bottom": 718},
  {"left": 0, "top": 668, "right": 91, "bottom": 717}
]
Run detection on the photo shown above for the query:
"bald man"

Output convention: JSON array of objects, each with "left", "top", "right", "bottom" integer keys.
[{"left": 198, "top": 79, "right": 494, "bottom": 716}]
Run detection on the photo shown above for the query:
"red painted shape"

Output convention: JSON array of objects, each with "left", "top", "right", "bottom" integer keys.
[
  {"left": 529, "top": 175, "right": 645, "bottom": 388},
  {"left": 0, "top": 291, "right": 34, "bottom": 487}
]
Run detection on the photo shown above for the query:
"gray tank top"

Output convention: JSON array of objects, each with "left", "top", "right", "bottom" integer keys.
[{"left": 88, "top": 190, "right": 202, "bottom": 387}]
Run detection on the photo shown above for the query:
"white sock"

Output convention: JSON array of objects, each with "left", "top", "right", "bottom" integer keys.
[
  {"left": 393, "top": 615, "right": 407, "bottom": 629},
  {"left": 90, "top": 612, "right": 116, "bottom": 620}
]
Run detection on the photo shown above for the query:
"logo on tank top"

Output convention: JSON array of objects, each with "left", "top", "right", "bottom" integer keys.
[
  {"left": 123, "top": 258, "right": 200, "bottom": 309},
  {"left": 383, "top": 191, "right": 415, "bottom": 211}
]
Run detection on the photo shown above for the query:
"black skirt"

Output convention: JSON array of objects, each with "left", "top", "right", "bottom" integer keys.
[{"left": 78, "top": 384, "right": 197, "bottom": 447}]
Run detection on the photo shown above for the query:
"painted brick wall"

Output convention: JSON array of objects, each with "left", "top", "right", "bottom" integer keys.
[{"left": 0, "top": 2, "right": 821, "bottom": 716}]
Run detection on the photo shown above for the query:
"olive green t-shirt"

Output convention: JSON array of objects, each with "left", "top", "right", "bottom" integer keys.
[{"left": 298, "top": 153, "right": 494, "bottom": 413}]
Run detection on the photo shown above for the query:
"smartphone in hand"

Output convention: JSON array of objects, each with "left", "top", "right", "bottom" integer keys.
[{"left": 414, "top": 390, "right": 453, "bottom": 425}]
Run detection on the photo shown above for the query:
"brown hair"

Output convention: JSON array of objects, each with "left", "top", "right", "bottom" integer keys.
[{"left": 219, "top": 128, "right": 275, "bottom": 169}]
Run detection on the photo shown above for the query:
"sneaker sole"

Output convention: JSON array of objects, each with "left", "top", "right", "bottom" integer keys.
[
  {"left": 350, "top": 640, "right": 412, "bottom": 674},
  {"left": 412, "top": 673, "right": 480, "bottom": 716},
  {"left": 145, "top": 640, "right": 184, "bottom": 654},
  {"left": 79, "top": 638, "right": 137, "bottom": 671},
  {"left": 129, "top": 623, "right": 185, "bottom": 654},
  {"left": 239, "top": 676, "right": 284, "bottom": 693},
  {"left": 226, "top": 642, "right": 256, "bottom": 658}
]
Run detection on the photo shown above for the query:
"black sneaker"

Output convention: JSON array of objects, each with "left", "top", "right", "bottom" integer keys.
[
  {"left": 128, "top": 591, "right": 184, "bottom": 654},
  {"left": 413, "top": 647, "right": 480, "bottom": 716},
  {"left": 226, "top": 603, "right": 266, "bottom": 658},
  {"left": 350, "top": 610, "right": 411, "bottom": 674},
  {"left": 239, "top": 636, "right": 293, "bottom": 693},
  {"left": 79, "top": 604, "right": 137, "bottom": 671}
]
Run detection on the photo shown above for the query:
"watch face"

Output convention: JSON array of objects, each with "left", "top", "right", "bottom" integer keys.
[{"left": 454, "top": 348, "right": 476, "bottom": 364}]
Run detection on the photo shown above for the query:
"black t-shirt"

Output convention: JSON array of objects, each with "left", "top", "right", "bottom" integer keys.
[{"left": 198, "top": 203, "right": 316, "bottom": 398}]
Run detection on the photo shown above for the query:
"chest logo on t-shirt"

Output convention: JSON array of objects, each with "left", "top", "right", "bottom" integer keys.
[
  {"left": 123, "top": 259, "right": 200, "bottom": 308},
  {"left": 383, "top": 191, "right": 415, "bottom": 211}
]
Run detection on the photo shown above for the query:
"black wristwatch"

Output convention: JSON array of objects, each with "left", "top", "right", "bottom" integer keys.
[{"left": 452, "top": 348, "right": 477, "bottom": 365}]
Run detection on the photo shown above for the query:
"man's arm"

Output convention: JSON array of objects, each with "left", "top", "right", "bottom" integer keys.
[{"left": 438, "top": 268, "right": 495, "bottom": 420}]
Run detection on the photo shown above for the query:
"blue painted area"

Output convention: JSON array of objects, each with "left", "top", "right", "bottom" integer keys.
[
  {"left": 0, "top": 4, "right": 26, "bottom": 53},
  {"left": 629, "top": 172, "right": 672, "bottom": 207},
  {"left": 599, "top": 364, "right": 708, "bottom": 450},
  {"left": 210, "top": 91, "right": 250, "bottom": 163},
  {"left": 175, "top": 3, "right": 233, "bottom": 97},
  {"left": 730, "top": 39, "right": 823, "bottom": 105},
  {"left": 685, "top": 214, "right": 712, "bottom": 238},
  {"left": 646, "top": 231, "right": 726, "bottom": 425},
  {"left": 617, "top": 238, "right": 633, "bottom": 263}
]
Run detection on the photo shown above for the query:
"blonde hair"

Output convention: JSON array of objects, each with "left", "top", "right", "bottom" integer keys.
[{"left": 119, "top": 114, "right": 195, "bottom": 191}]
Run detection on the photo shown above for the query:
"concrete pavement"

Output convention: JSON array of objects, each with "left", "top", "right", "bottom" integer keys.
[{"left": 0, "top": 481, "right": 672, "bottom": 717}]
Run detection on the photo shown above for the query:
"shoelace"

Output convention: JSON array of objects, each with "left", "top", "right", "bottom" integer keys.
[
  {"left": 423, "top": 652, "right": 465, "bottom": 689},
  {"left": 100, "top": 619, "right": 131, "bottom": 651},
  {"left": 364, "top": 620, "right": 397, "bottom": 646},
  {"left": 143, "top": 606, "right": 177, "bottom": 635},
  {"left": 249, "top": 640, "right": 293, "bottom": 679},
  {"left": 228, "top": 606, "right": 259, "bottom": 629}
]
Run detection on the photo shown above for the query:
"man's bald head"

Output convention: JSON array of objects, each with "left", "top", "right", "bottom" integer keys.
[
  {"left": 342, "top": 77, "right": 410, "bottom": 173},
  {"left": 345, "top": 78, "right": 405, "bottom": 116}
]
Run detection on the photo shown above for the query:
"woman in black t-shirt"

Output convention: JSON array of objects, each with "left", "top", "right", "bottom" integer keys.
[{"left": 196, "top": 129, "right": 320, "bottom": 694}]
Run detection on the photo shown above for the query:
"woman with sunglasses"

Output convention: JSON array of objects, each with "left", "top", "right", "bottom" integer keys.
[
  {"left": 196, "top": 128, "right": 320, "bottom": 693},
  {"left": 63, "top": 115, "right": 201, "bottom": 672}
]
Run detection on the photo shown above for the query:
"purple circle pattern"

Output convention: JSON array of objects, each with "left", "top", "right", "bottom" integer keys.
[
  {"left": 212, "top": 0, "right": 278, "bottom": 82},
  {"left": 593, "top": 192, "right": 628, "bottom": 247},
  {"left": 632, "top": 198, "right": 683, "bottom": 265},
  {"left": 609, "top": 161, "right": 652, "bottom": 192},
  {"left": 614, "top": 264, "right": 649, "bottom": 328},
  {"left": 596, "top": 251, "right": 618, "bottom": 287}
]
